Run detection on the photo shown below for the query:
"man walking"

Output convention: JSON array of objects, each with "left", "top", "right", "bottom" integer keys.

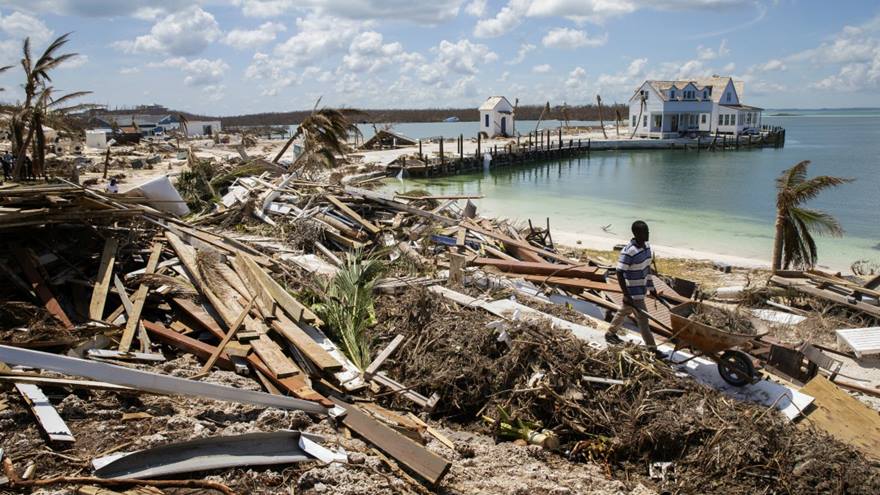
[{"left": 605, "top": 220, "right": 662, "bottom": 356}]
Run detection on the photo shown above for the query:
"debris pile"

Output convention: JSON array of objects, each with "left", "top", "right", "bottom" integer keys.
[{"left": 0, "top": 166, "right": 878, "bottom": 494}]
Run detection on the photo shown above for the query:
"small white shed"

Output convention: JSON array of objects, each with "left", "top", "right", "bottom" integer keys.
[
  {"left": 185, "top": 120, "right": 222, "bottom": 137},
  {"left": 479, "top": 96, "right": 515, "bottom": 138},
  {"left": 85, "top": 129, "right": 112, "bottom": 149}
]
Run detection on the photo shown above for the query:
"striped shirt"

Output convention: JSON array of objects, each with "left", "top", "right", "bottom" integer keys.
[{"left": 617, "top": 239, "right": 654, "bottom": 300}]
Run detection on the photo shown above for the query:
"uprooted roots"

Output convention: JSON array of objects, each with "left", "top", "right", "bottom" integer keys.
[{"left": 372, "top": 288, "right": 880, "bottom": 494}]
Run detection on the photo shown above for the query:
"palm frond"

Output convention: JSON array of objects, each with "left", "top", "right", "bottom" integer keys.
[{"left": 790, "top": 175, "right": 853, "bottom": 204}]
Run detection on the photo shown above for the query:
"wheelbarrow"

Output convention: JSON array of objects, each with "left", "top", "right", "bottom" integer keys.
[{"left": 666, "top": 302, "right": 766, "bottom": 386}]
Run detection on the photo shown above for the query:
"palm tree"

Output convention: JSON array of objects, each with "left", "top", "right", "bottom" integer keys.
[
  {"left": 533, "top": 101, "right": 550, "bottom": 133},
  {"left": 11, "top": 33, "right": 79, "bottom": 178},
  {"left": 272, "top": 98, "right": 360, "bottom": 171},
  {"left": 629, "top": 95, "right": 646, "bottom": 139},
  {"left": 771, "top": 160, "right": 853, "bottom": 271},
  {"left": 596, "top": 95, "right": 608, "bottom": 139}
]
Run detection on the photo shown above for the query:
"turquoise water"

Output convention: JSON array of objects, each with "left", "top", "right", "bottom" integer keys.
[{"left": 381, "top": 110, "right": 880, "bottom": 270}]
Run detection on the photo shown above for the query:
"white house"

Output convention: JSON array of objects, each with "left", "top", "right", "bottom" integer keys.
[
  {"left": 479, "top": 96, "right": 515, "bottom": 138},
  {"left": 628, "top": 76, "right": 762, "bottom": 139},
  {"left": 184, "top": 120, "right": 222, "bottom": 137}
]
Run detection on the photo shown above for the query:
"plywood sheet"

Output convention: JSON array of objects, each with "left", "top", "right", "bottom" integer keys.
[{"left": 800, "top": 375, "right": 880, "bottom": 461}]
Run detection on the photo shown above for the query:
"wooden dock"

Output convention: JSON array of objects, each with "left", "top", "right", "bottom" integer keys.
[{"left": 388, "top": 126, "right": 786, "bottom": 178}]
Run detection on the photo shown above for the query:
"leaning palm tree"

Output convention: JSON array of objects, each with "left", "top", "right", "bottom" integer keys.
[
  {"left": 771, "top": 160, "right": 853, "bottom": 271},
  {"left": 28, "top": 86, "right": 92, "bottom": 177},
  {"left": 629, "top": 94, "right": 646, "bottom": 139},
  {"left": 11, "top": 33, "right": 78, "bottom": 178},
  {"left": 596, "top": 94, "right": 608, "bottom": 139},
  {"left": 272, "top": 98, "right": 360, "bottom": 172}
]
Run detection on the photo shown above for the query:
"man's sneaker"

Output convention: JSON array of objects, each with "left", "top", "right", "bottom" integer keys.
[{"left": 605, "top": 332, "right": 624, "bottom": 345}]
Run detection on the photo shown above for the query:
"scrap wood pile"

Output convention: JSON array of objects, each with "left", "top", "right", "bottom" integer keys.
[
  {"left": 1, "top": 170, "right": 879, "bottom": 494},
  {"left": 371, "top": 288, "right": 880, "bottom": 494}
]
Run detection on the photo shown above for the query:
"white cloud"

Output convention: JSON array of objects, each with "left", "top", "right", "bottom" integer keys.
[
  {"left": 596, "top": 57, "right": 647, "bottom": 92},
  {"left": 224, "top": 22, "right": 286, "bottom": 50},
  {"left": 119, "top": 67, "right": 141, "bottom": 75},
  {"left": 526, "top": 0, "right": 751, "bottom": 22},
  {"left": 465, "top": 0, "right": 487, "bottom": 17},
  {"left": 508, "top": 43, "right": 536, "bottom": 65},
  {"left": 113, "top": 6, "right": 221, "bottom": 56},
  {"left": 791, "top": 15, "right": 880, "bottom": 92},
  {"left": 533, "top": 63, "right": 551, "bottom": 73},
  {"left": 542, "top": 27, "right": 606, "bottom": 48},
  {"left": 434, "top": 39, "right": 497, "bottom": 75},
  {"left": 272, "top": 14, "right": 363, "bottom": 67},
  {"left": 474, "top": 0, "right": 529, "bottom": 38},
  {"left": 60, "top": 54, "right": 88, "bottom": 69},
  {"left": 697, "top": 39, "right": 729, "bottom": 60},
  {"left": 236, "top": 0, "right": 463, "bottom": 24},
  {"left": 1, "top": 1, "right": 190, "bottom": 19},
  {"left": 564, "top": 66, "right": 588, "bottom": 96},
  {"left": 342, "top": 31, "right": 409, "bottom": 73},
  {"left": 0, "top": 11, "right": 53, "bottom": 46},
  {"left": 149, "top": 57, "right": 229, "bottom": 86},
  {"left": 754, "top": 59, "right": 786, "bottom": 72}
]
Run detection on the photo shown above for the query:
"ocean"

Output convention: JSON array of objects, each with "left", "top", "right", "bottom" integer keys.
[{"left": 378, "top": 110, "right": 880, "bottom": 271}]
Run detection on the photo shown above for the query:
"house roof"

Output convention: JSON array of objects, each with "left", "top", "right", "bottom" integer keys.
[
  {"left": 642, "top": 76, "right": 741, "bottom": 102},
  {"left": 479, "top": 96, "right": 513, "bottom": 111},
  {"left": 720, "top": 104, "right": 763, "bottom": 111},
  {"left": 362, "top": 129, "right": 417, "bottom": 148}
]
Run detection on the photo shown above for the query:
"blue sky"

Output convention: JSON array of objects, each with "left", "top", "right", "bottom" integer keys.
[{"left": 0, "top": 1, "right": 879, "bottom": 115}]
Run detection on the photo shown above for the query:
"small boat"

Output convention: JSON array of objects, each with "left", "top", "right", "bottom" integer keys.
[{"left": 443, "top": 116, "right": 460, "bottom": 122}]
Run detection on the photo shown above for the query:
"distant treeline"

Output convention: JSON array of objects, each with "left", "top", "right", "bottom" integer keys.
[
  {"left": 76, "top": 103, "right": 631, "bottom": 128},
  {"left": 222, "top": 104, "right": 630, "bottom": 127}
]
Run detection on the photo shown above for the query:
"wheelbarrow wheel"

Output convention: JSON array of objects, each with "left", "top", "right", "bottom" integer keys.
[{"left": 718, "top": 350, "right": 755, "bottom": 386}]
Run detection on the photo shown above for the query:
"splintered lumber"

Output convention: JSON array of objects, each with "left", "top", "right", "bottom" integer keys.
[
  {"left": 331, "top": 397, "right": 451, "bottom": 485},
  {"left": 462, "top": 220, "right": 580, "bottom": 265},
  {"left": 365, "top": 335, "right": 404, "bottom": 378},
  {"left": 0, "top": 345, "right": 327, "bottom": 414},
  {"left": 170, "top": 298, "right": 225, "bottom": 340},
  {"left": 345, "top": 186, "right": 456, "bottom": 226},
  {"left": 269, "top": 313, "right": 342, "bottom": 372},
  {"left": 197, "top": 297, "right": 256, "bottom": 375},
  {"left": 12, "top": 247, "right": 74, "bottom": 329},
  {"left": 519, "top": 274, "right": 619, "bottom": 292},
  {"left": 14, "top": 382, "right": 75, "bottom": 443},
  {"left": 800, "top": 375, "right": 880, "bottom": 461},
  {"left": 250, "top": 335, "right": 301, "bottom": 378},
  {"left": 119, "top": 242, "right": 163, "bottom": 353},
  {"left": 770, "top": 275, "right": 880, "bottom": 319},
  {"left": 236, "top": 253, "right": 322, "bottom": 325},
  {"left": 142, "top": 321, "right": 235, "bottom": 371},
  {"left": 371, "top": 372, "right": 440, "bottom": 411},
  {"left": 245, "top": 354, "right": 332, "bottom": 407},
  {"left": 326, "top": 195, "right": 381, "bottom": 235},
  {"left": 89, "top": 238, "right": 119, "bottom": 321},
  {"left": 471, "top": 258, "right": 605, "bottom": 281}
]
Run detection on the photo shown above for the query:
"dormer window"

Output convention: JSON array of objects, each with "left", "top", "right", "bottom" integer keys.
[
  {"left": 703, "top": 90, "right": 707, "bottom": 99},
  {"left": 670, "top": 90, "right": 675, "bottom": 99},
  {"left": 640, "top": 89, "right": 649, "bottom": 100}
]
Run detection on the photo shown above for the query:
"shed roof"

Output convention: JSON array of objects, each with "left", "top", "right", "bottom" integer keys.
[{"left": 479, "top": 96, "right": 513, "bottom": 111}]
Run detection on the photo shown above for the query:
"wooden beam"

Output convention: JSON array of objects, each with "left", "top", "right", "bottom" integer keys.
[
  {"left": 269, "top": 313, "right": 342, "bottom": 372},
  {"left": 364, "top": 334, "right": 404, "bottom": 378},
  {"left": 196, "top": 297, "right": 255, "bottom": 376},
  {"left": 245, "top": 354, "right": 332, "bottom": 407},
  {"left": 471, "top": 257, "right": 604, "bottom": 281},
  {"left": 250, "top": 335, "right": 301, "bottom": 378},
  {"left": 142, "top": 320, "right": 235, "bottom": 371},
  {"left": 462, "top": 220, "right": 581, "bottom": 265},
  {"left": 771, "top": 276, "right": 880, "bottom": 319},
  {"left": 170, "top": 298, "right": 226, "bottom": 340},
  {"left": 236, "top": 253, "right": 321, "bottom": 325},
  {"left": 119, "top": 242, "right": 163, "bottom": 353},
  {"left": 89, "top": 238, "right": 118, "bottom": 321},
  {"left": 326, "top": 195, "right": 381, "bottom": 235},
  {"left": 516, "top": 274, "right": 619, "bottom": 292},
  {"left": 331, "top": 397, "right": 451, "bottom": 485},
  {"left": 12, "top": 247, "right": 74, "bottom": 329}
]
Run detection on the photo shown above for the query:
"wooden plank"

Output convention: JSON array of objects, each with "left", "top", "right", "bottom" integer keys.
[
  {"left": 463, "top": 220, "right": 580, "bottom": 265},
  {"left": 770, "top": 276, "right": 880, "bottom": 319},
  {"left": 89, "top": 238, "right": 118, "bottom": 321},
  {"left": 12, "top": 247, "right": 74, "bottom": 329},
  {"left": 119, "top": 242, "right": 163, "bottom": 353},
  {"left": 345, "top": 186, "right": 456, "bottom": 226},
  {"left": 197, "top": 297, "right": 256, "bottom": 375},
  {"left": 269, "top": 313, "right": 342, "bottom": 371},
  {"left": 250, "top": 334, "right": 301, "bottom": 378},
  {"left": 232, "top": 254, "right": 277, "bottom": 319},
  {"left": 327, "top": 195, "right": 381, "bottom": 235},
  {"left": 517, "top": 274, "right": 619, "bottom": 292},
  {"left": 245, "top": 354, "right": 332, "bottom": 407},
  {"left": 170, "top": 298, "right": 225, "bottom": 339},
  {"left": 800, "top": 375, "right": 880, "bottom": 461},
  {"left": 471, "top": 257, "right": 604, "bottom": 280},
  {"left": 365, "top": 335, "right": 404, "bottom": 378},
  {"left": 332, "top": 397, "right": 451, "bottom": 485},
  {"left": 142, "top": 320, "right": 235, "bottom": 371},
  {"left": 237, "top": 253, "right": 321, "bottom": 324},
  {"left": 15, "top": 382, "right": 75, "bottom": 442}
]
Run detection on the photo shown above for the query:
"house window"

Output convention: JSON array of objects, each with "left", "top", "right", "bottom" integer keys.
[
  {"left": 701, "top": 114, "right": 707, "bottom": 124},
  {"left": 718, "top": 114, "right": 723, "bottom": 126},
  {"left": 746, "top": 113, "right": 751, "bottom": 125},
  {"left": 643, "top": 115, "right": 648, "bottom": 127},
  {"left": 632, "top": 115, "right": 636, "bottom": 127},
  {"left": 703, "top": 90, "right": 708, "bottom": 99},
  {"left": 737, "top": 113, "right": 742, "bottom": 125},
  {"left": 653, "top": 114, "right": 662, "bottom": 129},
  {"left": 670, "top": 90, "right": 675, "bottom": 99},
  {"left": 640, "top": 90, "right": 649, "bottom": 100}
]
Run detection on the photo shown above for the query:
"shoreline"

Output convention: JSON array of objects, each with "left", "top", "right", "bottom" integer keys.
[{"left": 550, "top": 230, "right": 773, "bottom": 270}]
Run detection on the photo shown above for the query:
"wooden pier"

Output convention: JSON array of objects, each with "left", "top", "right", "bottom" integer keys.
[{"left": 387, "top": 126, "right": 786, "bottom": 178}]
